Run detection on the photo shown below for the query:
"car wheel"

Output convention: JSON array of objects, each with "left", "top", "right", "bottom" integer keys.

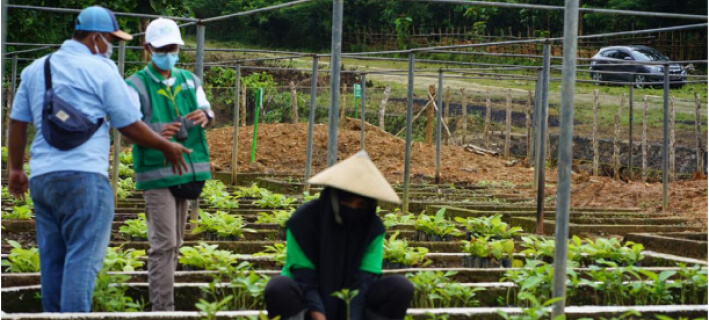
[
  {"left": 634, "top": 74, "right": 646, "bottom": 89},
  {"left": 591, "top": 72, "right": 603, "bottom": 85}
]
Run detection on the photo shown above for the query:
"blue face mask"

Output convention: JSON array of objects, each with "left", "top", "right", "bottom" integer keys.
[{"left": 151, "top": 52, "right": 179, "bottom": 71}]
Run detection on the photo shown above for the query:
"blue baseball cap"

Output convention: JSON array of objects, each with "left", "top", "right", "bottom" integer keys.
[{"left": 75, "top": 6, "right": 132, "bottom": 41}]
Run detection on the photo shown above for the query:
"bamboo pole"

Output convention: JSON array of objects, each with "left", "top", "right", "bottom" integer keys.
[
  {"left": 695, "top": 93, "right": 704, "bottom": 173},
  {"left": 484, "top": 89, "right": 492, "bottom": 147},
  {"left": 592, "top": 89, "right": 599, "bottom": 176},
  {"left": 379, "top": 85, "right": 391, "bottom": 130},
  {"left": 289, "top": 81, "right": 298, "bottom": 123},
  {"left": 670, "top": 96, "right": 676, "bottom": 181},
  {"left": 642, "top": 95, "right": 648, "bottom": 182},
  {"left": 614, "top": 93, "right": 625, "bottom": 180},
  {"left": 461, "top": 88, "right": 468, "bottom": 145},
  {"left": 505, "top": 89, "right": 512, "bottom": 158}
]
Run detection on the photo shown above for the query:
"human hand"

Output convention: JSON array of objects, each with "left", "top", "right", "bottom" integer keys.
[
  {"left": 185, "top": 109, "right": 209, "bottom": 128},
  {"left": 161, "top": 142, "right": 191, "bottom": 175},
  {"left": 310, "top": 311, "right": 326, "bottom": 320},
  {"left": 160, "top": 122, "right": 182, "bottom": 139},
  {"left": 8, "top": 169, "right": 28, "bottom": 200}
]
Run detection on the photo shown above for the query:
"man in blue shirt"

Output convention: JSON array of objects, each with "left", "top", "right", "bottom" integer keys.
[{"left": 7, "top": 6, "right": 190, "bottom": 312}]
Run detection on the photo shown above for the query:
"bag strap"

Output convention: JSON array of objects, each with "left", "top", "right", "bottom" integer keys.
[{"left": 44, "top": 54, "right": 53, "bottom": 91}]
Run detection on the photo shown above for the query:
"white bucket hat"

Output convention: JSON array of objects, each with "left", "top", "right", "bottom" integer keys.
[
  {"left": 308, "top": 151, "right": 400, "bottom": 204},
  {"left": 145, "top": 18, "right": 185, "bottom": 48}
]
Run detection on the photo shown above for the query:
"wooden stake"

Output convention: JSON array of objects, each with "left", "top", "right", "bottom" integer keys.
[
  {"left": 484, "top": 89, "right": 492, "bottom": 148},
  {"left": 240, "top": 84, "right": 247, "bottom": 126},
  {"left": 426, "top": 85, "right": 435, "bottom": 144},
  {"left": 614, "top": 93, "right": 625, "bottom": 180},
  {"left": 340, "top": 83, "right": 347, "bottom": 123},
  {"left": 444, "top": 87, "right": 451, "bottom": 145},
  {"left": 505, "top": 89, "right": 512, "bottom": 158},
  {"left": 670, "top": 96, "right": 676, "bottom": 181},
  {"left": 379, "top": 85, "right": 391, "bottom": 130},
  {"left": 695, "top": 93, "right": 704, "bottom": 173},
  {"left": 642, "top": 95, "right": 648, "bottom": 182},
  {"left": 460, "top": 88, "right": 468, "bottom": 145},
  {"left": 592, "top": 89, "right": 599, "bottom": 176},
  {"left": 526, "top": 90, "right": 532, "bottom": 162},
  {"left": 289, "top": 81, "right": 298, "bottom": 124}
]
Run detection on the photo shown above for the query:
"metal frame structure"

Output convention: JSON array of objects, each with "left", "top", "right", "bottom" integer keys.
[{"left": 3, "top": 1, "right": 708, "bottom": 316}]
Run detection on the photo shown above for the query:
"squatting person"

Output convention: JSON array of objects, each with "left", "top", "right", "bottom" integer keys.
[
  {"left": 124, "top": 17, "right": 215, "bottom": 311},
  {"left": 264, "top": 151, "right": 414, "bottom": 320},
  {"left": 7, "top": 6, "right": 190, "bottom": 312}
]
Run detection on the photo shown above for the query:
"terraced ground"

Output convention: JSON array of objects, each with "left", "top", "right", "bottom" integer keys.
[{"left": 1, "top": 170, "right": 707, "bottom": 319}]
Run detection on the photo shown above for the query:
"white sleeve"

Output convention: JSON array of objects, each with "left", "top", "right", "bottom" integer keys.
[{"left": 196, "top": 86, "right": 211, "bottom": 109}]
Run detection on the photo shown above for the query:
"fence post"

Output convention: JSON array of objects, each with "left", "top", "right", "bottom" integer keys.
[
  {"left": 435, "top": 70, "right": 443, "bottom": 183},
  {"left": 327, "top": 0, "right": 344, "bottom": 167},
  {"left": 361, "top": 73, "right": 366, "bottom": 150},
  {"left": 695, "top": 93, "right": 704, "bottom": 174},
  {"left": 526, "top": 90, "right": 532, "bottom": 162},
  {"left": 505, "top": 89, "right": 512, "bottom": 158},
  {"left": 484, "top": 89, "right": 491, "bottom": 148},
  {"left": 461, "top": 88, "right": 468, "bottom": 145},
  {"left": 444, "top": 87, "right": 451, "bottom": 145},
  {"left": 251, "top": 88, "right": 263, "bottom": 164},
  {"left": 290, "top": 81, "right": 298, "bottom": 124},
  {"left": 426, "top": 85, "right": 435, "bottom": 144},
  {"left": 593, "top": 89, "right": 599, "bottom": 176},
  {"left": 379, "top": 85, "right": 391, "bottom": 130},
  {"left": 231, "top": 65, "right": 241, "bottom": 185},
  {"left": 241, "top": 85, "right": 247, "bottom": 126},
  {"left": 112, "top": 41, "right": 126, "bottom": 208},
  {"left": 195, "top": 24, "right": 205, "bottom": 79},
  {"left": 340, "top": 83, "right": 347, "bottom": 123},
  {"left": 629, "top": 86, "right": 634, "bottom": 178},
  {"left": 614, "top": 93, "right": 625, "bottom": 180},
  {"left": 662, "top": 64, "right": 670, "bottom": 211},
  {"left": 536, "top": 43, "right": 551, "bottom": 235},
  {"left": 670, "top": 96, "right": 676, "bottom": 181},
  {"left": 403, "top": 53, "right": 415, "bottom": 213},
  {"left": 304, "top": 56, "right": 319, "bottom": 193},
  {"left": 551, "top": 0, "right": 580, "bottom": 312},
  {"left": 642, "top": 95, "right": 648, "bottom": 182}
]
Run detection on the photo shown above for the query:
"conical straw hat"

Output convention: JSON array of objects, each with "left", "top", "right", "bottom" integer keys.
[{"left": 308, "top": 151, "right": 400, "bottom": 204}]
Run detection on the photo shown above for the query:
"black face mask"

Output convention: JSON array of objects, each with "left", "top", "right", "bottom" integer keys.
[{"left": 339, "top": 204, "right": 370, "bottom": 222}]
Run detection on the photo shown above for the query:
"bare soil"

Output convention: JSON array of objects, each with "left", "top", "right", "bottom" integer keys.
[{"left": 206, "top": 120, "right": 708, "bottom": 227}]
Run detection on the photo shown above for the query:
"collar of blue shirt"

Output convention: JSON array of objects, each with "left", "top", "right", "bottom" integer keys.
[{"left": 60, "top": 39, "right": 94, "bottom": 56}]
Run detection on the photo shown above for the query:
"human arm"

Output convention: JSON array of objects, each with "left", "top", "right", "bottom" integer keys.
[
  {"left": 8, "top": 73, "right": 32, "bottom": 199},
  {"left": 283, "top": 229, "right": 325, "bottom": 314},
  {"left": 8, "top": 120, "right": 29, "bottom": 200},
  {"left": 117, "top": 121, "right": 190, "bottom": 175}
]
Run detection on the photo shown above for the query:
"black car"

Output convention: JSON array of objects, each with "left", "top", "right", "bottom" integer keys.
[{"left": 589, "top": 45, "right": 687, "bottom": 89}]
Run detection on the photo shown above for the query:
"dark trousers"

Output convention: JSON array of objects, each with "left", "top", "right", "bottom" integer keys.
[{"left": 264, "top": 275, "right": 413, "bottom": 320}]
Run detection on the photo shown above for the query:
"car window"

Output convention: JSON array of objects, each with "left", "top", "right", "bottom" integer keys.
[
  {"left": 631, "top": 49, "right": 669, "bottom": 62},
  {"left": 600, "top": 50, "right": 616, "bottom": 58},
  {"left": 615, "top": 50, "right": 632, "bottom": 60}
]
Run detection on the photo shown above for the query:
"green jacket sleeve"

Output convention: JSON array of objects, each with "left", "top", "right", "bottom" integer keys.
[
  {"left": 282, "top": 228, "right": 316, "bottom": 277},
  {"left": 359, "top": 233, "right": 384, "bottom": 274}
]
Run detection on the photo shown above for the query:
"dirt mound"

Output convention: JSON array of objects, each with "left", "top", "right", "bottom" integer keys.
[
  {"left": 206, "top": 118, "right": 528, "bottom": 184},
  {"left": 206, "top": 120, "right": 707, "bottom": 226}
]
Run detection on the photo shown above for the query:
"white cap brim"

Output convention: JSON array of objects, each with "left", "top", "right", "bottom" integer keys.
[{"left": 150, "top": 37, "right": 185, "bottom": 48}]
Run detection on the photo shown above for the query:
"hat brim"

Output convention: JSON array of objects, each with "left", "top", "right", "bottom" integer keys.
[
  {"left": 150, "top": 37, "right": 185, "bottom": 48},
  {"left": 111, "top": 30, "right": 133, "bottom": 41}
]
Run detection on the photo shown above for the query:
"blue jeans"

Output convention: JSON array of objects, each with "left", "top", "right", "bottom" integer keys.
[{"left": 30, "top": 171, "right": 114, "bottom": 312}]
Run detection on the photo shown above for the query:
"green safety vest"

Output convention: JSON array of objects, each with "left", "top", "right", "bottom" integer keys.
[
  {"left": 281, "top": 228, "right": 384, "bottom": 277},
  {"left": 126, "top": 65, "right": 211, "bottom": 190}
]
